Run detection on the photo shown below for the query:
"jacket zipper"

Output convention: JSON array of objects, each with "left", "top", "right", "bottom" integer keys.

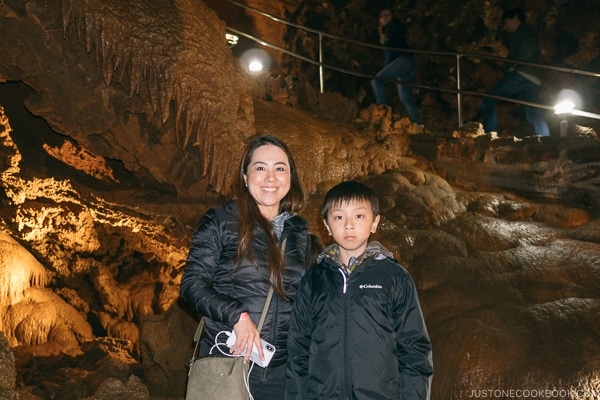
[
  {"left": 338, "top": 267, "right": 348, "bottom": 293},
  {"left": 338, "top": 267, "right": 350, "bottom": 399}
]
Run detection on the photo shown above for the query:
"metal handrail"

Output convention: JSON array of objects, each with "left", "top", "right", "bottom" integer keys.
[{"left": 222, "top": 0, "right": 600, "bottom": 127}]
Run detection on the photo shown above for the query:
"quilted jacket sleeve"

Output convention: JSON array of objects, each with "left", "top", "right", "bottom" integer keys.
[
  {"left": 393, "top": 269, "right": 434, "bottom": 400},
  {"left": 180, "top": 208, "right": 246, "bottom": 328},
  {"left": 284, "top": 272, "right": 314, "bottom": 400}
]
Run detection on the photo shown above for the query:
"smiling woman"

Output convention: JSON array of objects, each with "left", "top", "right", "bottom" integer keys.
[
  {"left": 243, "top": 144, "right": 292, "bottom": 220},
  {"left": 180, "top": 134, "right": 313, "bottom": 400}
]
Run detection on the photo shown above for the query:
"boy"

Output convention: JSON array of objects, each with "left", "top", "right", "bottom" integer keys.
[{"left": 285, "top": 180, "right": 433, "bottom": 400}]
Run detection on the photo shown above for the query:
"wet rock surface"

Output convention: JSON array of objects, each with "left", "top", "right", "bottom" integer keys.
[
  {"left": 0, "top": 332, "right": 18, "bottom": 400},
  {"left": 3, "top": 91, "right": 600, "bottom": 400},
  {"left": 1, "top": 0, "right": 600, "bottom": 399}
]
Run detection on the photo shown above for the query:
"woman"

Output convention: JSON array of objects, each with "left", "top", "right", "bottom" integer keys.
[{"left": 180, "top": 134, "right": 312, "bottom": 399}]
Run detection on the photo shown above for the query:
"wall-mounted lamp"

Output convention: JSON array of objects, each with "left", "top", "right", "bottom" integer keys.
[
  {"left": 554, "top": 100, "right": 574, "bottom": 137},
  {"left": 226, "top": 33, "right": 239, "bottom": 47},
  {"left": 554, "top": 89, "right": 583, "bottom": 137}
]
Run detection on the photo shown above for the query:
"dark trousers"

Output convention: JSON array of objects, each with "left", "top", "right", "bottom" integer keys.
[
  {"left": 371, "top": 56, "right": 423, "bottom": 125},
  {"left": 249, "top": 363, "right": 286, "bottom": 400},
  {"left": 482, "top": 70, "right": 550, "bottom": 136}
]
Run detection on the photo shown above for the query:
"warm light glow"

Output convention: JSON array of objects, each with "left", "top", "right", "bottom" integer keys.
[
  {"left": 554, "top": 89, "right": 582, "bottom": 115},
  {"left": 240, "top": 49, "right": 272, "bottom": 74},
  {"left": 248, "top": 60, "right": 263, "bottom": 72},
  {"left": 554, "top": 100, "right": 575, "bottom": 115}
]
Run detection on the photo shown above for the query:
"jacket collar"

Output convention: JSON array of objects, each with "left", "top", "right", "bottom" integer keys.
[{"left": 318, "top": 241, "right": 393, "bottom": 274}]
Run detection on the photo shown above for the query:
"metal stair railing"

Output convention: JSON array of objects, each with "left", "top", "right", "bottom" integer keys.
[{"left": 221, "top": 0, "right": 600, "bottom": 127}]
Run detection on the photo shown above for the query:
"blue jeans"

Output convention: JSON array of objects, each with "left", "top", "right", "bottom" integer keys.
[
  {"left": 371, "top": 56, "right": 422, "bottom": 125},
  {"left": 482, "top": 71, "right": 550, "bottom": 136}
]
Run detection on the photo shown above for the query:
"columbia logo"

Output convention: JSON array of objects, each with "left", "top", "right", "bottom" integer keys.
[{"left": 359, "top": 284, "right": 382, "bottom": 289}]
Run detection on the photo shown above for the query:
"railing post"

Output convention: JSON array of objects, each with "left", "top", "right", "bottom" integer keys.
[
  {"left": 222, "top": 0, "right": 600, "bottom": 125},
  {"left": 456, "top": 54, "right": 463, "bottom": 127},
  {"left": 319, "top": 32, "right": 324, "bottom": 93}
]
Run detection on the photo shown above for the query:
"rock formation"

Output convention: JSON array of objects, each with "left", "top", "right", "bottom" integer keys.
[
  {"left": 1, "top": 0, "right": 599, "bottom": 399},
  {"left": 1, "top": 0, "right": 255, "bottom": 196}
]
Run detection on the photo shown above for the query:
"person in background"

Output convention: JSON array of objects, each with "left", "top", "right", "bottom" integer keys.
[
  {"left": 371, "top": 8, "right": 424, "bottom": 128},
  {"left": 482, "top": 8, "right": 550, "bottom": 137},
  {"left": 285, "top": 180, "right": 433, "bottom": 400},
  {"left": 180, "top": 134, "right": 313, "bottom": 400},
  {"left": 539, "top": 7, "right": 578, "bottom": 66}
]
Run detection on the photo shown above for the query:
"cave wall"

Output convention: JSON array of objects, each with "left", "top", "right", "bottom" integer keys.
[
  {"left": 1, "top": 0, "right": 600, "bottom": 399},
  {"left": 0, "top": 0, "right": 256, "bottom": 197}
]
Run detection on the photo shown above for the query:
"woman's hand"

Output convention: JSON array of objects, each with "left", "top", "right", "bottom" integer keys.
[{"left": 230, "top": 312, "right": 265, "bottom": 363}]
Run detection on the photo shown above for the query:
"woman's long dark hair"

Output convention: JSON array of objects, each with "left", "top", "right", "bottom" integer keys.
[{"left": 234, "top": 134, "right": 305, "bottom": 299}]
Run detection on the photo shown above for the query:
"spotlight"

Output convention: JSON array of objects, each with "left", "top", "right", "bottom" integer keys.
[
  {"left": 554, "top": 89, "right": 582, "bottom": 115},
  {"left": 554, "top": 89, "right": 583, "bottom": 138},
  {"left": 552, "top": 88, "right": 600, "bottom": 124},
  {"left": 248, "top": 60, "right": 263, "bottom": 72},
  {"left": 241, "top": 49, "right": 272, "bottom": 74},
  {"left": 554, "top": 100, "right": 575, "bottom": 115}
]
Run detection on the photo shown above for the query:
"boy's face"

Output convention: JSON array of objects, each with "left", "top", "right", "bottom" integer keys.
[{"left": 324, "top": 199, "right": 380, "bottom": 264}]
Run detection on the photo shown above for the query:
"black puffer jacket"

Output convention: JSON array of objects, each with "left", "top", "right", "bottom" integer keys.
[
  {"left": 285, "top": 242, "right": 433, "bottom": 399},
  {"left": 180, "top": 200, "right": 311, "bottom": 368}
]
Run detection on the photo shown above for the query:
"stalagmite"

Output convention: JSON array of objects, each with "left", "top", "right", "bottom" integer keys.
[{"left": 0, "top": 232, "right": 48, "bottom": 308}]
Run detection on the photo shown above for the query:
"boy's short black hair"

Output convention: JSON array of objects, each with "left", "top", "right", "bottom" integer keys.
[
  {"left": 502, "top": 8, "right": 526, "bottom": 23},
  {"left": 321, "top": 181, "right": 379, "bottom": 219}
]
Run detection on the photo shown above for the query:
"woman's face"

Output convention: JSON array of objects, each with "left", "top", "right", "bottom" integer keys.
[{"left": 244, "top": 144, "right": 291, "bottom": 220}]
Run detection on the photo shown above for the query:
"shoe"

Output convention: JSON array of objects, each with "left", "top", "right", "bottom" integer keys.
[{"left": 409, "top": 123, "right": 425, "bottom": 134}]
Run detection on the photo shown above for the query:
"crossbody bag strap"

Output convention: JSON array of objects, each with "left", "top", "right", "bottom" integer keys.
[
  {"left": 257, "top": 236, "right": 286, "bottom": 332},
  {"left": 190, "top": 237, "right": 288, "bottom": 360},
  {"left": 190, "top": 317, "right": 205, "bottom": 364},
  {"left": 256, "top": 286, "right": 274, "bottom": 333}
]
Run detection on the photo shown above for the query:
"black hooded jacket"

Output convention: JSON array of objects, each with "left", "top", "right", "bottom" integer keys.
[
  {"left": 381, "top": 18, "right": 412, "bottom": 65},
  {"left": 285, "top": 242, "right": 433, "bottom": 399},
  {"left": 180, "top": 200, "right": 311, "bottom": 368}
]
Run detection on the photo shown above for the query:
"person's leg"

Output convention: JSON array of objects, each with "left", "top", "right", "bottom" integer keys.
[
  {"left": 395, "top": 56, "right": 422, "bottom": 124},
  {"left": 519, "top": 81, "right": 550, "bottom": 136},
  {"left": 482, "top": 71, "right": 524, "bottom": 134},
  {"left": 249, "top": 363, "right": 286, "bottom": 400},
  {"left": 371, "top": 67, "right": 391, "bottom": 105},
  {"left": 481, "top": 94, "right": 499, "bottom": 134},
  {"left": 371, "top": 57, "right": 408, "bottom": 106}
]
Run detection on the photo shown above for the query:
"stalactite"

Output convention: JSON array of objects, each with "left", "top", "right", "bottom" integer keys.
[
  {"left": 129, "top": 48, "right": 142, "bottom": 97},
  {"left": 147, "top": 65, "right": 159, "bottom": 115},
  {"left": 100, "top": 28, "right": 115, "bottom": 86},
  {"left": 161, "top": 70, "right": 173, "bottom": 124},
  {"left": 173, "top": 80, "right": 186, "bottom": 144},
  {"left": 60, "top": 0, "right": 72, "bottom": 37},
  {"left": 203, "top": 132, "right": 221, "bottom": 191},
  {"left": 182, "top": 110, "right": 197, "bottom": 149},
  {"left": 115, "top": 43, "right": 129, "bottom": 84},
  {"left": 202, "top": 127, "right": 215, "bottom": 179},
  {"left": 58, "top": 0, "right": 253, "bottom": 194},
  {"left": 84, "top": 12, "right": 95, "bottom": 54}
]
